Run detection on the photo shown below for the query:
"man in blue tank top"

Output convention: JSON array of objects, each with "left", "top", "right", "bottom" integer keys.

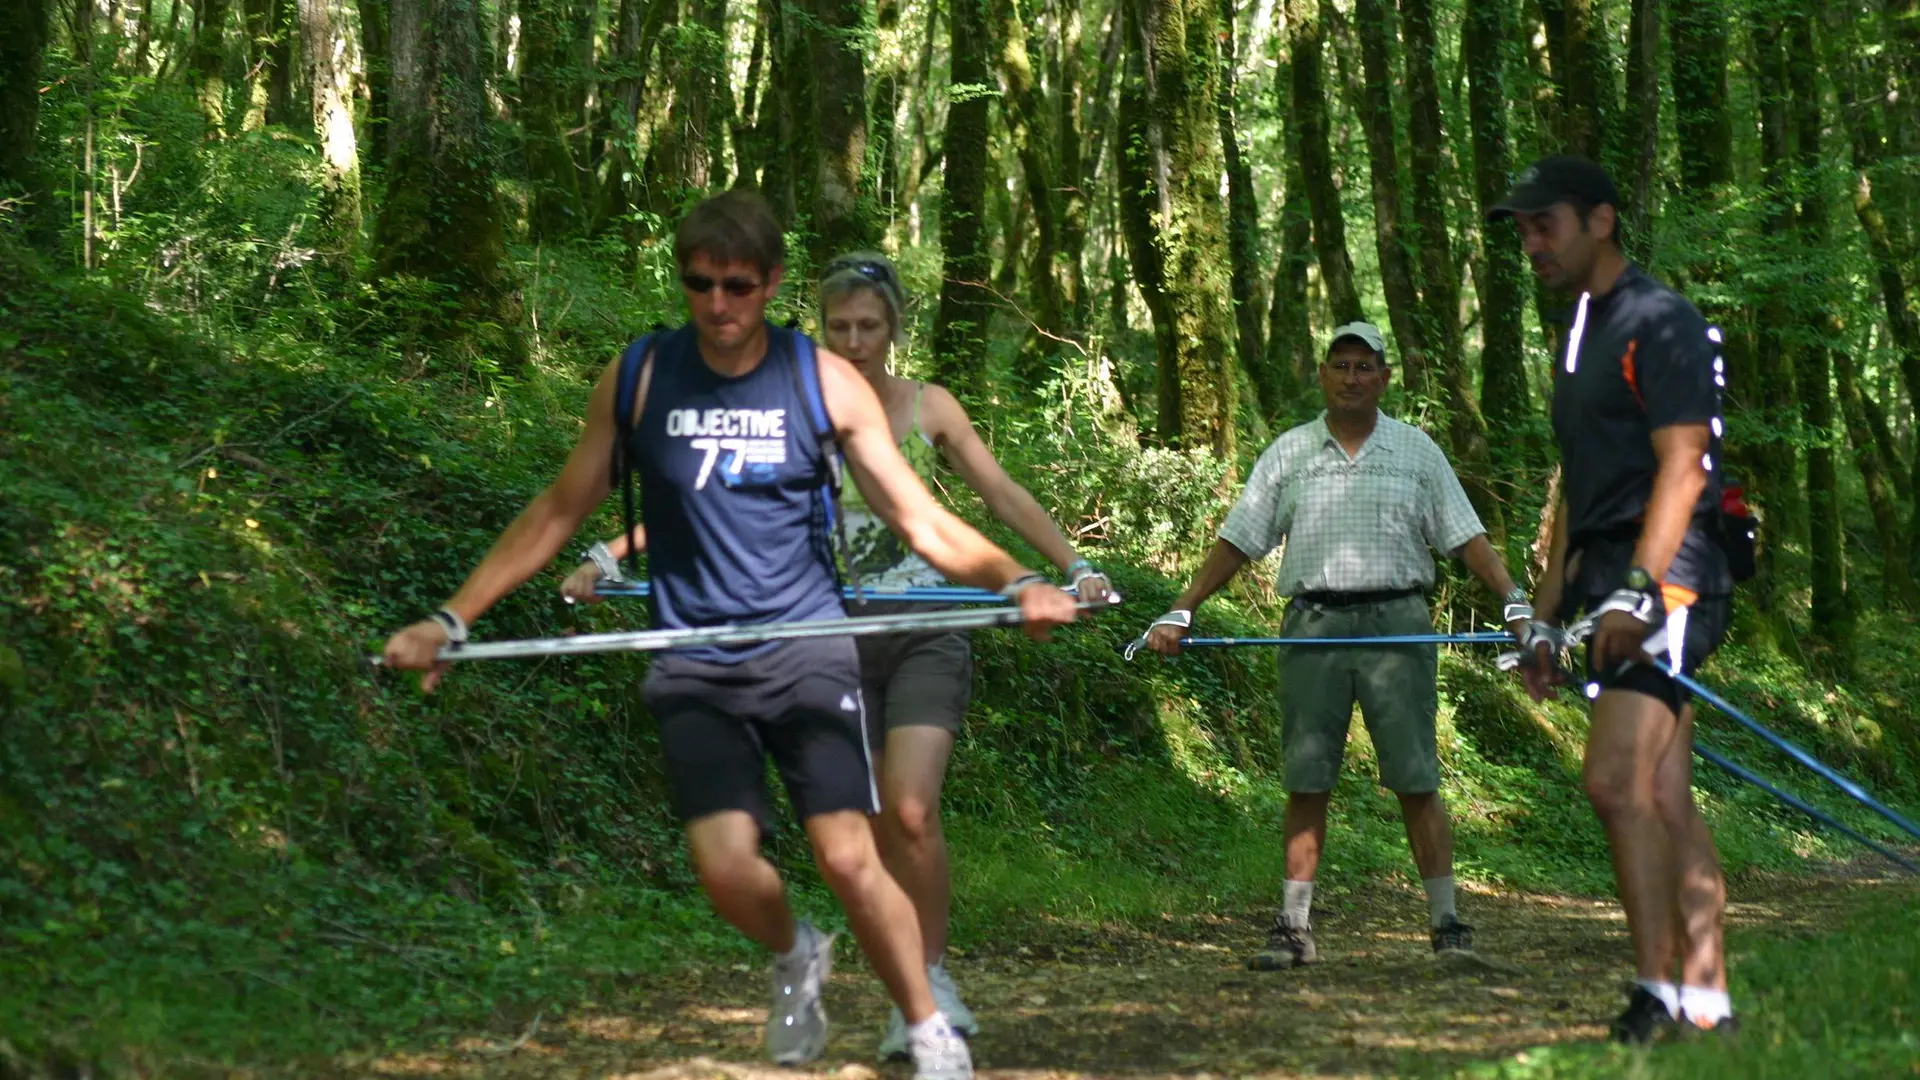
[{"left": 380, "top": 191, "right": 1076, "bottom": 1080}]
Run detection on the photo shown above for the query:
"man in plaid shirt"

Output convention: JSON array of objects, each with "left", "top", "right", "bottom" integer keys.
[{"left": 1143, "top": 321, "right": 1532, "bottom": 969}]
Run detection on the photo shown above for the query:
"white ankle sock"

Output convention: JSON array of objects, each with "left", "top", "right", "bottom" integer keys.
[
  {"left": 908, "top": 1011, "right": 952, "bottom": 1039},
  {"left": 1679, "top": 985, "right": 1732, "bottom": 1026},
  {"left": 1283, "top": 879, "right": 1314, "bottom": 928},
  {"left": 1637, "top": 978, "right": 1681, "bottom": 1017},
  {"left": 1423, "top": 875, "right": 1457, "bottom": 928}
]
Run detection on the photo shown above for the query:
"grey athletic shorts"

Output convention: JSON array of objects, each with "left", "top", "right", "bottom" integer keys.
[{"left": 854, "top": 603, "right": 973, "bottom": 748}]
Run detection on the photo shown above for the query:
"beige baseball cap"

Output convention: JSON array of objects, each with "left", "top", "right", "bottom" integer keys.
[{"left": 1327, "top": 321, "right": 1387, "bottom": 356}]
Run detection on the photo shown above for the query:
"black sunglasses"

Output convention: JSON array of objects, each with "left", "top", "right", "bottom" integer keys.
[
  {"left": 824, "top": 258, "right": 896, "bottom": 286},
  {"left": 681, "top": 272, "right": 763, "bottom": 297}
]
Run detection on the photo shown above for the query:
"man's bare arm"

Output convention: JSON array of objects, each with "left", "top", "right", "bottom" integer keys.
[{"left": 1632, "top": 423, "right": 1713, "bottom": 582}]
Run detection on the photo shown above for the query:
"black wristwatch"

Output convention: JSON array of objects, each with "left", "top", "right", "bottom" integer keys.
[{"left": 1624, "top": 566, "right": 1656, "bottom": 594}]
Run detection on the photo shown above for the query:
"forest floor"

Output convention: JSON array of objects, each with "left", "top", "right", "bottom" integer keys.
[{"left": 331, "top": 865, "right": 1913, "bottom": 1080}]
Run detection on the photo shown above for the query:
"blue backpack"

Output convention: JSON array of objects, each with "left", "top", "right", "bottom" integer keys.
[{"left": 608, "top": 323, "right": 864, "bottom": 600}]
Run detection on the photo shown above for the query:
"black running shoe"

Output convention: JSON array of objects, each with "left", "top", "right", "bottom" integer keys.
[
  {"left": 1248, "top": 914, "right": 1317, "bottom": 970},
  {"left": 1430, "top": 915, "right": 1474, "bottom": 954},
  {"left": 1679, "top": 1013, "right": 1740, "bottom": 1040},
  {"left": 1610, "top": 986, "right": 1676, "bottom": 1045}
]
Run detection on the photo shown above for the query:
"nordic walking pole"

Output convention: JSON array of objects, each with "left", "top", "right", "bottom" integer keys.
[
  {"left": 1177, "top": 632, "right": 1517, "bottom": 648},
  {"left": 1693, "top": 742, "right": 1917, "bottom": 873},
  {"left": 587, "top": 580, "right": 1080, "bottom": 605},
  {"left": 370, "top": 595, "right": 1121, "bottom": 667}
]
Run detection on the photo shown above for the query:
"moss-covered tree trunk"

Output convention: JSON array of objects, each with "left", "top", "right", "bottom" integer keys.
[
  {"left": 0, "top": 0, "right": 49, "bottom": 196},
  {"left": 1739, "top": 4, "right": 1803, "bottom": 616},
  {"left": 1464, "top": 0, "right": 1530, "bottom": 445},
  {"left": 1401, "top": 0, "right": 1495, "bottom": 531},
  {"left": 520, "top": 0, "right": 584, "bottom": 238},
  {"left": 1348, "top": 0, "right": 1428, "bottom": 396},
  {"left": 1217, "top": 0, "right": 1272, "bottom": 414},
  {"left": 1788, "top": 7, "right": 1848, "bottom": 635},
  {"left": 1062, "top": 5, "right": 1121, "bottom": 329},
  {"left": 1264, "top": 141, "right": 1313, "bottom": 406},
  {"left": 1285, "top": 0, "right": 1360, "bottom": 323},
  {"left": 808, "top": 0, "right": 873, "bottom": 263},
  {"left": 299, "top": 0, "right": 361, "bottom": 267},
  {"left": 730, "top": 0, "right": 769, "bottom": 187},
  {"left": 992, "top": 0, "right": 1065, "bottom": 372},
  {"left": 375, "top": 0, "right": 522, "bottom": 363},
  {"left": 1116, "top": 26, "right": 1178, "bottom": 420},
  {"left": 1834, "top": 345, "right": 1918, "bottom": 607},
  {"left": 1537, "top": 0, "right": 1607, "bottom": 161},
  {"left": 193, "top": 0, "right": 236, "bottom": 136},
  {"left": 1132, "top": 0, "right": 1237, "bottom": 456},
  {"left": 240, "top": 0, "right": 274, "bottom": 132},
  {"left": 595, "top": 0, "right": 669, "bottom": 231},
  {"left": 931, "top": 0, "right": 992, "bottom": 389},
  {"left": 267, "top": 0, "right": 296, "bottom": 122}
]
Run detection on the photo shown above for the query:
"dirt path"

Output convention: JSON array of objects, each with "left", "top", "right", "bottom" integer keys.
[{"left": 347, "top": 870, "right": 1907, "bottom": 1080}]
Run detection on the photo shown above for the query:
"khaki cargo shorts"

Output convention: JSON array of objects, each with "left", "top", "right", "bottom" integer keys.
[{"left": 1276, "top": 594, "right": 1439, "bottom": 794}]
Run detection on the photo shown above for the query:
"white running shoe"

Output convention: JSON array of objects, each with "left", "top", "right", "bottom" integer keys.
[
  {"left": 927, "top": 963, "right": 978, "bottom": 1035},
  {"left": 908, "top": 1013, "right": 974, "bottom": 1080},
  {"left": 766, "top": 922, "right": 833, "bottom": 1065}
]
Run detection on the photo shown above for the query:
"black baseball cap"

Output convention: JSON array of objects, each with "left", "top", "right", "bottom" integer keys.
[{"left": 1484, "top": 155, "right": 1621, "bottom": 222}]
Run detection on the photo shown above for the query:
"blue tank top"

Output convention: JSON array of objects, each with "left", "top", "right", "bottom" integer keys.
[{"left": 631, "top": 323, "right": 845, "bottom": 662}]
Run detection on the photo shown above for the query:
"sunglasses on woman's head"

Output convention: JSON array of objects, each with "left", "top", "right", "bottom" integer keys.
[
  {"left": 825, "top": 259, "right": 895, "bottom": 286},
  {"left": 680, "top": 272, "right": 762, "bottom": 297}
]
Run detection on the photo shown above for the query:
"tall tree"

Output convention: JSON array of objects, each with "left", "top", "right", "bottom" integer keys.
[
  {"left": 1217, "top": 0, "right": 1271, "bottom": 410},
  {"left": 931, "top": 0, "right": 993, "bottom": 389},
  {"left": 1621, "top": 0, "right": 1659, "bottom": 252},
  {"left": 1537, "top": 0, "right": 1607, "bottom": 160},
  {"left": 1788, "top": 4, "right": 1848, "bottom": 633},
  {"left": 240, "top": 0, "right": 275, "bottom": 131},
  {"left": 1463, "top": 0, "right": 1530, "bottom": 441},
  {"left": 1401, "top": 0, "right": 1495, "bottom": 527},
  {"left": 192, "top": 0, "right": 237, "bottom": 135},
  {"left": 1346, "top": 0, "right": 1429, "bottom": 395},
  {"left": 375, "top": 0, "right": 522, "bottom": 359},
  {"left": 1129, "top": 0, "right": 1238, "bottom": 455},
  {"left": 1263, "top": 102, "right": 1314, "bottom": 405},
  {"left": 1743, "top": 4, "right": 1803, "bottom": 615},
  {"left": 0, "top": 0, "right": 50, "bottom": 195},
  {"left": 993, "top": 0, "right": 1066, "bottom": 359},
  {"left": 520, "top": 0, "right": 584, "bottom": 237},
  {"left": 808, "top": 0, "right": 874, "bottom": 261},
  {"left": 300, "top": 0, "right": 361, "bottom": 265},
  {"left": 361, "top": 0, "right": 391, "bottom": 160},
  {"left": 1835, "top": 344, "right": 1919, "bottom": 606},
  {"left": 1284, "top": 0, "right": 1361, "bottom": 323}
]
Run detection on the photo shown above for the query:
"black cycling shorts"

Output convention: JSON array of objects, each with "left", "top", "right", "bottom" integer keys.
[
  {"left": 643, "top": 636, "right": 877, "bottom": 829},
  {"left": 1560, "top": 529, "right": 1731, "bottom": 714}
]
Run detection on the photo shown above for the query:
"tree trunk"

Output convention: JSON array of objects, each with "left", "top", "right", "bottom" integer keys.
[
  {"left": 361, "top": 0, "right": 390, "bottom": 160},
  {"left": 1116, "top": 23, "right": 1177, "bottom": 431},
  {"left": 1788, "top": 6, "right": 1848, "bottom": 634},
  {"left": 267, "top": 0, "right": 295, "bottom": 122},
  {"left": 931, "top": 0, "right": 993, "bottom": 389},
  {"left": 1743, "top": 8, "right": 1802, "bottom": 615},
  {"left": 992, "top": 0, "right": 1064, "bottom": 371},
  {"left": 1217, "top": 0, "right": 1270, "bottom": 411},
  {"left": 375, "top": 0, "right": 523, "bottom": 361},
  {"left": 1062, "top": 4, "right": 1121, "bottom": 329},
  {"left": 1463, "top": 0, "right": 1529, "bottom": 444},
  {"left": 1669, "top": 0, "right": 1730, "bottom": 191},
  {"left": 299, "top": 0, "right": 360, "bottom": 266},
  {"left": 1285, "top": 0, "right": 1361, "bottom": 323},
  {"left": 1132, "top": 0, "right": 1237, "bottom": 456},
  {"left": 808, "top": 0, "right": 873, "bottom": 262},
  {"left": 1835, "top": 345, "right": 1919, "bottom": 607},
  {"left": 1400, "top": 0, "right": 1496, "bottom": 532},
  {"left": 871, "top": 0, "right": 902, "bottom": 217},
  {"left": 1264, "top": 48, "right": 1313, "bottom": 407},
  {"left": 193, "top": 0, "right": 236, "bottom": 136},
  {"left": 0, "top": 0, "right": 50, "bottom": 195},
  {"left": 520, "top": 0, "right": 583, "bottom": 238},
  {"left": 1621, "top": 0, "right": 1658, "bottom": 255},
  {"left": 1827, "top": 4, "right": 1920, "bottom": 494},
  {"left": 1538, "top": 0, "right": 1607, "bottom": 160},
  {"left": 731, "top": 0, "right": 769, "bottom": 187},
  {"left": 595, "top": 0, "right": 670, "bottom": 230},
  {"left": 1347, "top": 0, "right": 1428, "bottom": 396},
  {"left": 241, "top": 0, "right": 273, "bottom": 131}
]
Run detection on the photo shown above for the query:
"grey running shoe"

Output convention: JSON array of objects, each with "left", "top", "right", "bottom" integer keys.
[
  {"left": 928, "top": 962, "right": 979, "bottom": 1035},
  {"left": 1430, "top": 915, "right": 1474, "bottom": 954},
  {"left": 767, "top": 922, "right": 833, "bottom": 1065},
  {"left": 908, "top": 1014, "right": 974, "bottom": 1080},
  {"left": 1248, "top": 913, "right": 1317, "bottom": 970},
  {"left": 877, "top": 1005, "right": 911, "bottom": 1062}
]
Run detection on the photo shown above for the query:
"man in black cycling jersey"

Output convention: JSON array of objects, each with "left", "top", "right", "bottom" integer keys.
[{"left": 1488, "top": 156, "right": 1737, "bottom": 1043}]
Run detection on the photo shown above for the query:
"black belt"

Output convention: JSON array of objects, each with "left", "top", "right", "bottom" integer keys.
[{"left": 1293, "top": 588, "right": 1422, "bottom": 608}]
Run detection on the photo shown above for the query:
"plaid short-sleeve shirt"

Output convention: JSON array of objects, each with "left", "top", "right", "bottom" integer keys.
[{"left": 1218, "top": 412, "right": 1486, "bottom": 594}]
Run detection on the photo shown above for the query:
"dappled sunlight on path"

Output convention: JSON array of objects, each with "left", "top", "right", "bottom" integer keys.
[{"left": 350, "top": 871, "right": 1903, "bottom": 1079}]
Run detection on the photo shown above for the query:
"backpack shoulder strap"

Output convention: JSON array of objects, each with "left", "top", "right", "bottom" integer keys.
[
  {"left": 609, "top": 324, "right": 669, "bottom": 578},
  {"left": 782, "top": 326, "right": 865, "bottom": 603}
]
